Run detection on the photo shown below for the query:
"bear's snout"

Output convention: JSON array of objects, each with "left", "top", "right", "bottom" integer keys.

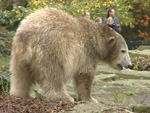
[
  {"left": 127, "top": 64, "right": 133, "bottom": 69},
  {"left": 117, "top": 63, "right": 132, "bottom": 70}
]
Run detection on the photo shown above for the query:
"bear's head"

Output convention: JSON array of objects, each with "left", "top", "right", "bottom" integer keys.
[{"left": 97, "top": 25, "right": 132, "bottom": 70}]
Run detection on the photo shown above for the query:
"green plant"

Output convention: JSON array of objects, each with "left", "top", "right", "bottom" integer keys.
[
  {"left": 0, "top": 64, "right": 10, "bottom": 94},
  {"left": 0, "top": 54, "right": 10, "bottom": 94},
  {"left": 0, "top": 75, "right": 10, "bottom": 93},
  {"left": 125, "top": 91, "right": 134, "bottom": 96},
  {"left": 111, "top": 91, "right": 129, "bottom": 104},
  {"left": 0, "top": 26, "right": 14, "bottom": 56}
]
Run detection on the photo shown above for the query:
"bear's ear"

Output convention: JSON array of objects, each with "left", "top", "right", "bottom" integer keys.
[
  {"left": 101, "top": 25, "right": 113, "bottom": 36},
  {"left": 108, "top": 37, "right": 116, "bottom": 47},
  {"left": 101, "top": 25, "right": 110, "bottom": 33}
]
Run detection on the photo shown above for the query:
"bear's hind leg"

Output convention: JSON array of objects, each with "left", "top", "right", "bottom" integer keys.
[
  {"left": 42, "top": 81, "right": 74, "bottom": 102},
  {"left": 74, "top": 73, "right": 98, "bottom": 103},
  {"left": 41, "top": 69, "right": 74, "bottom": 102},
  {"left": 10, "top": 62, "right": 33, "bottom": 98}
]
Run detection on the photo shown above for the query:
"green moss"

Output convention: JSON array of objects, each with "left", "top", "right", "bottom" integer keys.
[
  {"left": 111, "top": 91, "right": 128, "bottom": 104},
  {"left": 129, "top": 52, "right": 149, "bottom": 58},
  {"left": 132, "top": 105, "right": 150, "bottom": 112},
  {"left": 97, "top": 71, "right": 150, "bottom": 80},
  {"left": 116, "top": 73, "right": 150, "bottom": 80},
  {"left": 125, "top": 91, "right": 134, "bottom": 96},
  {"left": 136, "top": 46, "right": 150, "bottom": 51},
  {"left": 0, "top": 56, "right": 10, "bottom": 65}
]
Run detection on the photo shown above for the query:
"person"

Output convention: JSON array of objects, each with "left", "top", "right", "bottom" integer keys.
[
  {"left": 107, "top": 16, "right": 115, "bottom": 29},
  {"left": 84, "top": 12, "right": 90, "bottom": 19},
  {"left": 104, "top": 8, "right": 121, "bottom": 32},
  {"left": 95, "top": 17, "right": 102, "bottom": 25}
]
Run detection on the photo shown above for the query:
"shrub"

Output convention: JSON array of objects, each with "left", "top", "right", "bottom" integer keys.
[
  {"left": 0, "top": 63, "right": 10, "bottom": 94},
  {"left": 0, "top": 5, "right": 28, "bottom": 30},
  {"left": 0, "top": 26, "right": 14, "bottom": 56},
  {"left": 131, "top": 56, "right": 150, "bottom": 71}
]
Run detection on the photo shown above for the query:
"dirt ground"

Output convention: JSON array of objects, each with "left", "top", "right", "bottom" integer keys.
[
  {"left": 0, "top": 92, "right": 134, "bottom": 113},
  {"left": 0, "top": 93, "right": 85, "bottom": 113}
]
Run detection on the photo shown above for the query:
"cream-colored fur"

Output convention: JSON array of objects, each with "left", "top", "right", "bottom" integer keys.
[{"left": 10, "top": 8, "right": 131, "bottom": 103}]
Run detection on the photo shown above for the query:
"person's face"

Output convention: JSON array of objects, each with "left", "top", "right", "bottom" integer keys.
[
  {"left": 109, "top": 9, "right": 115, "bottom": 17},
  {"left": 98, "top": 19, "right": 102, "bottom": 25},
  {"left": 85, "top": 12, "right": 90, "bottom": 19}
]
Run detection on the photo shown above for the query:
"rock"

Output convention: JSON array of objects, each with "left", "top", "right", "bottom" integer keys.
[{"left": 131, "top": 105, "right": 150, "bottom": 112}]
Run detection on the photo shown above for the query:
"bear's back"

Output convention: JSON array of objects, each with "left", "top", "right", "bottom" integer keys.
[
  {"left": 12, "top": 8, "right": 88, "bottom": 67},
  {"left": 15, "top": 8, "right": 78, "bottom": 42},
  {"left": 13, "top": 8, "right": 84, "bottom": 56}
]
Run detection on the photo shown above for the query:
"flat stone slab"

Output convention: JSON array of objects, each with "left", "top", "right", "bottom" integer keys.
[
  {"left": 32, "top": 63, "right": 150, "bottom": 112},
  {"left": 129, "top": 49, "right": 150, "bottom": 56},
  {"left": 64, "top": 64, "right": 150, "bottom": 112},
  {"left": 96, "top": 64, "right": 150, "bottom": 79}
]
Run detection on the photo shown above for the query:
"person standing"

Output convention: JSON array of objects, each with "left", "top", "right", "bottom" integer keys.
[
  {"left": 104, "top": 8, "right": 121, "bottom": 32},
  {"left": 84, "top": 12, "right": 90, "bottom": 19},
  {"left": 107, "top": 16, "right": 115, "bottom": 29},
  {"left": 95, "top": 17, "right": 102, "bottom": 25}
]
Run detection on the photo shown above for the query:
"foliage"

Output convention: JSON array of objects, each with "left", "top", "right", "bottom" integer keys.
[
  {"left": 24, "top": 0, "right": 148, "bottom": 29},
  {"left": 24, "top": 0, "right": 135, "bottom": 27},
  {"left": 131, "top": 56, "right": 150, "bottom": 71},
  {"left": 125, "top": 91, "right": 134, "bottom": 96},
  {"left": 0, "top": 26, "right": 14, "bottom": 55},
  {"left": 0, "top": 5, "right": 28, "bottom": 30},
  {"left": 0, "top": 59, "right": 10, "bottom": 94},
  {"left": 0, "top": 0, "right": 139, "bottom": 27},
  {"left": 132, "top": 0, "right": 150, "bottom": 40},
  {"left": 13, "top": 0, "right": 150, "bottom": 40},
  {"left": 111, "top": 91, "right": 130, "bottom": 104},
  {"left": 0, "top": 0, "right": 149, "bottom": 41}
]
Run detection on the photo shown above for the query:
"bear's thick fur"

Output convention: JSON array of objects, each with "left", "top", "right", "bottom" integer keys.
[{"left": 10, "top": 8, "right": 131, "bottom": 103}]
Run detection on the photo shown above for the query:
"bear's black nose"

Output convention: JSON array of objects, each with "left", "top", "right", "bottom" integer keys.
[{"left": 128, "top": 64, "right": 133, "bottom": 69}]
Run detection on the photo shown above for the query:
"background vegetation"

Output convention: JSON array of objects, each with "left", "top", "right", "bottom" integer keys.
[
  {"left": 0, "top": 0, "right": 149, "bottom": 93},
  {"left": 0, "top": 0, "right": 149, "bottom": 41}
]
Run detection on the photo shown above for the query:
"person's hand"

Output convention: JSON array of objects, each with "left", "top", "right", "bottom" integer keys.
[
  {"left": 116, "top": 24, "right": 120, "bottom": 28},
  {"left": 108, "top": 21, "right": 113, "bottom": 25}
]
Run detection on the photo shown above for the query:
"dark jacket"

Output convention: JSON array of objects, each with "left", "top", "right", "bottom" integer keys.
[{"left": 104, "top": 17, "right": 122, "bottom": 32}]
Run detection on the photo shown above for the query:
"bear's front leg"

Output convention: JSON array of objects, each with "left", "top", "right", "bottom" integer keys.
[{"left": 74, "top": 73, "right": 98, "bottom": 103}]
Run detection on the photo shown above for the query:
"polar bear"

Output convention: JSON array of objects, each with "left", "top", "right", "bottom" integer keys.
[{"left": 10, "top": 8, "right": 132, "bottom": 103}]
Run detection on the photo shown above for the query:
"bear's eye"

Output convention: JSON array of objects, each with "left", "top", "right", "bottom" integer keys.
[{"left": 121, "top": 50, "right": 126, "bottom": 53}]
